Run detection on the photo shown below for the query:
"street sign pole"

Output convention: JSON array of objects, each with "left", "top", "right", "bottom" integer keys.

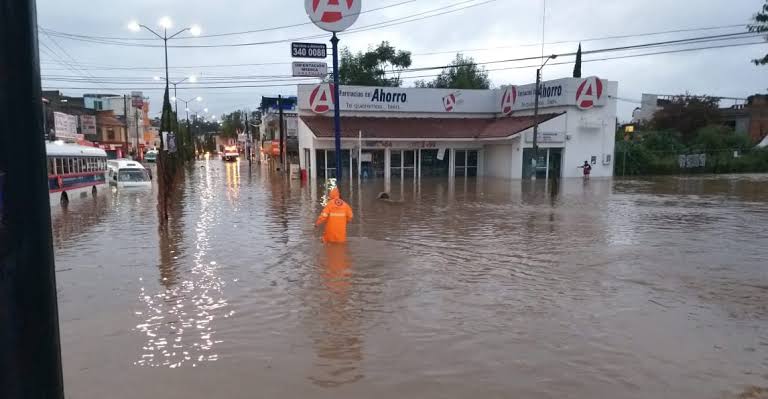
[{"left": 331, "top": 33, "right": 342, "bottom": 181}]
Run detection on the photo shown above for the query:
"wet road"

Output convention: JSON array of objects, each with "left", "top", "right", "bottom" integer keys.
[{"left": 53, "top": 161, "right": 768, "bottom": 399}]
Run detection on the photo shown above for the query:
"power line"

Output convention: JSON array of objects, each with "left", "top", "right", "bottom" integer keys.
[
  {"left": 413, "top": 23, "right": 748, "bottom": 56},
  {"left": 42, "top": 40, "right": 765, "bottom": 91},
  {"left": 37, "top": 23, "right": 755, "bottom": 74},
  {"left": 40, "top": 35, "right": 764, "bottom": 87}
]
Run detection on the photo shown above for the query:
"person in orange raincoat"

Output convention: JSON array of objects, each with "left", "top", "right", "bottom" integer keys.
[{"left": 316, "top": 187, "right": 353, "bottom": 243}]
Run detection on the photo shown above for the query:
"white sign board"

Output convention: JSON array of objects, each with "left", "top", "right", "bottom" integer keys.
[
  {"left": 80, "top": 115, "right": 97, "bottom": 136},
  {"left": 499, "top": 76, "right": 607, "bottom": 115},
  {"left": 524, "top": 131, "right": 566, "bottom": 144},
  {"left": 53, "top": 112, "right": 78, "bottom": 139},
  {"left": 292, "top": 61, "right": 328, "bottom": 78},
  {"left": 299, "top": 77, "right": 609, "bottom": 115},
  {"left": 305, "top": 0, "right": 361, "bottom": 32},
  {"left": 299, "top": 84, "right": 498, "bottom": 114}
]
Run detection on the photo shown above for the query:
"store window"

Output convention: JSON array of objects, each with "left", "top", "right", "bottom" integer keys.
[
  {"left": 455, "top": 150, "right": 478, "bottom": 177},
  {"left": 390, "top": 150, "right": 417, "bottom": 179},
  {"left": 420, "top": 149, "right": 450, "bottom": 177}
]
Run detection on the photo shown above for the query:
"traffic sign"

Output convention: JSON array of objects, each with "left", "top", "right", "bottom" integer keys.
[
  {"left": 292, "top": 61, "right": 328, "bottom": 78},
  {"left": 291, "top": 42, "right": 327, "bottom": 59},
  {"left": 305, "top": 0, "right": 362, "bottom": 32}
]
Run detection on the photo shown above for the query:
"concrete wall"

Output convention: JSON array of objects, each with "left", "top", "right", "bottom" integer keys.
[
  {"left": 484, "top": 144, "right": 513, "bottom": 178},
  {"left": 561, "top": 81, "right": 618, "bottom": 178}
]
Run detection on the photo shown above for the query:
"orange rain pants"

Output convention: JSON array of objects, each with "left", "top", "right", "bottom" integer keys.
[{"left": 315, "top": 188, "right": 353, "bottom": 243}]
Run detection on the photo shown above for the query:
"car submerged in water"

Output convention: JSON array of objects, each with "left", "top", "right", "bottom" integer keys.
[
  {"left": 144, "top": 150, "right": 158, "bottom": 163},
  {"left": 222, "top": 146, "right": 239, "bottom": 162},
  {"left": 107, "top": 160, "right": 152, "bottom": 189}
]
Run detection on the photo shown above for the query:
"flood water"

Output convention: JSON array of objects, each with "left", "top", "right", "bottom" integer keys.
[{"left": 53, "top": 161, "right": 768, "bottom": 399}]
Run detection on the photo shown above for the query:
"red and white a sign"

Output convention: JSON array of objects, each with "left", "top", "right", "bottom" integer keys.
[
  {"left": 442, "top": 93, "right": 457, "bottom": 112},
  {"left": 576, "top": 76, "right": 603, "bottom": 110},
  {"left": 309, "top": 84, "right": 336, "bottom": 114},
  {"left": 305, "top": 0, "right": 362, "bottom": 32},
  {"left": 500, "top": 86, "right": 517, "bottom": 116}
]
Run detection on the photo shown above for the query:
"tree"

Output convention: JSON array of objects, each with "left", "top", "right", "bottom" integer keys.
[
  {"left": 414, "top": 54, "right": 490, "bottom": 90},
  {"left": 220, "top": 111, "right": 244, "bottom": 139},
  {"left": 573, "top": 43, "right": 582, "bottom": 78},
  {"left": 748, "top": 0, "right": 768, "bottom": 65},
  {"left": 649, "top": 96, "right": 721, "bottom": 143},
  {"left": 339, "top": 41, "right": 412, "bottom": 86}
]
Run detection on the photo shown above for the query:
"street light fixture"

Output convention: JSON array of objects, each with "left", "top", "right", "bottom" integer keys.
[
  {"left": 530, "top": 53, "right": 558, "bottom": 180},
  {"left": 127, "top": 18, "right": 201, "bottom": 90}
]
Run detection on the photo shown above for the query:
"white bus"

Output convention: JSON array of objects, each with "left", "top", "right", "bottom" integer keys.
[
  {"left": 107, "top": 159, "right": 152, "bottom": 189},
  {"left": 46, "top": 141, "right": 108, "bottom": 206}
]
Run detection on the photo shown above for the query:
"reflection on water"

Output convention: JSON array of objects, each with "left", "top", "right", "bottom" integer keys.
[
  {"left": 134, "top": 164, "right": 232, "bottom": 368},
  {"left": 53, "top": 168, "right": 768, "bottom": 399},
  {"left": 307, "top": 244, "right": 364, "bottom": 388}
]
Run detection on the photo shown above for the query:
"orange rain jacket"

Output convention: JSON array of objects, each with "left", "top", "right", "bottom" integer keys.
[{"left": 316, "top": 188, "right": 353, "bottom": 243}]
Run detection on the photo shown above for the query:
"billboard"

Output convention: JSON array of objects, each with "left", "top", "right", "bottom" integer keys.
[
  {"left": 54, "top": 112, "right": 78, "bottom": 139},
  {"left": 298, "top": 77, "right": 610, "bottom": 115},
  {"left": 80, "top": 115, "right": 97, "bottom": 136}
]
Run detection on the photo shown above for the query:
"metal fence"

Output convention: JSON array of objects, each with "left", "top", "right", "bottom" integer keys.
[{"left": 614, "top": 147, "right": 768, "bottom": 176}]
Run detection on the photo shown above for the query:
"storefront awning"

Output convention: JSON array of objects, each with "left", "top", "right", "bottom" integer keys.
[{"left": 301, "top": 113, "right": 565, "bottom": 140}]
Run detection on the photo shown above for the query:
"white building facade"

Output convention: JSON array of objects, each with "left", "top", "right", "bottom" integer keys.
[{"left": 297, "top": 76, "right": 618, "bottom": 181}]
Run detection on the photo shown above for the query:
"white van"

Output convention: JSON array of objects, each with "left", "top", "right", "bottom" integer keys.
[{"left": 107, "top": 159, "right": 152, "bottom": 189}]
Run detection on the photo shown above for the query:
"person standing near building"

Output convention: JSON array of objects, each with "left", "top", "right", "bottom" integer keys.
[
  {"left": 579, "top": 161, "right": 592, "bottom": 180},
  {"left": 316, "top": 188, "right": 353, "bottom": 243}
]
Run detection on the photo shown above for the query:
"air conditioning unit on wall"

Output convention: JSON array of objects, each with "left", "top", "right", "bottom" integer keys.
[{"left": 603, "top": 154, "right": 612, "bottom": 165}]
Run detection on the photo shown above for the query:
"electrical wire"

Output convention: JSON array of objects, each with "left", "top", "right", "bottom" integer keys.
[{"left": 42, "top": 40, "right": 766, "bottom": 91}]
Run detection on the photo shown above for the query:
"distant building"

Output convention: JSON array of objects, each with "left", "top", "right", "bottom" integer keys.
[
  {"left": 84, "top": 93, "right": 151, "bottom": 155},
  {"left": 41, "top": 90, "right": 97, "bottom": 142},
  {"left": 95, "top": 110, "right": 128, "bottom": 159},
  {"left": 260, "top": 97, "right": 298, "bottom": 165},
  {"left": 632, "top": 93, "right": 768, "bottom": 142}
]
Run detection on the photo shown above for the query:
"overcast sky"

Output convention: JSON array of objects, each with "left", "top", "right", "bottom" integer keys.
[{"left": 36, "top": 0, "right": 767, "bottom": 121}]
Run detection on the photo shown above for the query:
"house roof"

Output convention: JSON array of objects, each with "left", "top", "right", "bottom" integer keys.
[
  {"left": 300, "top": 113, "right": 565, "bottom": 140},
  {"left": 96, "top": 114, "right": 123, "bottom": 126}
]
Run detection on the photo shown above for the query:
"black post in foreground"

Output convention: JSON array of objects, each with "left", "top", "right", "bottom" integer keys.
[
  {"left": 0, "top": 0, "right": 65, "bottom": 397},
  {"left": 331, "top": 33, "right": 343, "bottom": 181},
  {"left": 531, "top": 68, "right": 541, "bottom": 180},
  {"left": 278, "top": 95, "right": 285, "bottom": 173}
]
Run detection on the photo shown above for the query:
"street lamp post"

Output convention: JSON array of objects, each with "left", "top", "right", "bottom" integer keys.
[
  {"left": 531, "top": 54, "right": 558, "bottom": 180},
  {"left": 128, "top": 18, "right": 200, "bottom": 156},
  {"left": 174, "top": 96, "right": 203, "bottom": 161}
]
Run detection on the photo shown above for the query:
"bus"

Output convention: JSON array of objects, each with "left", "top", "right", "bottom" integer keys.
[{"left": 46, "top": 141, "right": 108, "bottom": 206}]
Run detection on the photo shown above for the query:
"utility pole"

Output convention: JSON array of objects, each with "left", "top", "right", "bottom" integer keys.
[
  {"left": 135, "top": 109, "right": 141, "bottom": 160},
  {"left": 531, "top": 68, "right": 541, "bottom": 179},
  {"left": 0, "top": 0, "right": 65, "bottom": 397},
  {"left": 123, "top": 95, "right": 129, "bottom": 157},
  {"left": 245, "top": 112, "right": 252, "bottom": 167},
  {"left": 278, "top": 95, "right": 285, "bottom": 173}
]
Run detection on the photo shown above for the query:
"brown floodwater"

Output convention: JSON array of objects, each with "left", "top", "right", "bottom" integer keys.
[{"left": 52, "top": 161, "right": 768, "bottom": 399}]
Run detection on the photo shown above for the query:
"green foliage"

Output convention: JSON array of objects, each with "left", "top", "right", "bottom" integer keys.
[
  {"left": 748, "top": 0, "right": 768, "bottom": 65},
  {"left": 414, "top": 54, "right": 491, "bottom": 90},
  {"left": 648, "top": 96, "right": 721, "bottom": 142},
  {"left": 339, "top": 42, "right": 412, "bottom": 86},
  {"left": 573, "top": 43, "right": 582, "bottom": 78},
  {"left": 220, "top": 111, "right": 244, "bottom": 139},
  {"left": 615, "top": 124, "right": 768, "bottom": 176},
  {"left": 640, "top": 130, "right": 686, "bottom": 152}
]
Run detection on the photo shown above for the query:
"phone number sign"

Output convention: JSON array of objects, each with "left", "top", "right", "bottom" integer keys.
[{"left": 291, "top": 42, "right": 327, "bottom": 59}]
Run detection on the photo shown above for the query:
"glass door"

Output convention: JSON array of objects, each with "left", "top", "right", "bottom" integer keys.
[{"left": 455, "top": 150, "right": 478, "bottom": 177}]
